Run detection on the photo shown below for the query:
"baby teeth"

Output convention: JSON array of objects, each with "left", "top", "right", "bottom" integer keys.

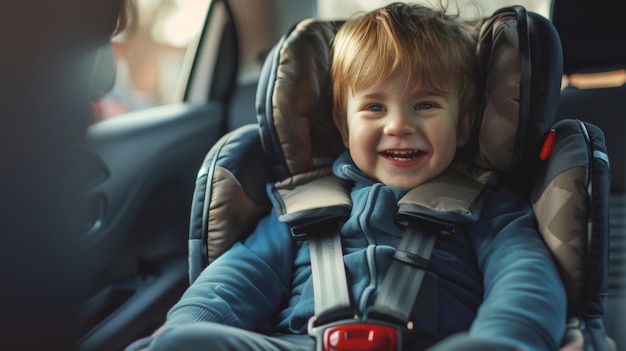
[{"left": 385, "top": 150, "right": 420, "bottom": 159}]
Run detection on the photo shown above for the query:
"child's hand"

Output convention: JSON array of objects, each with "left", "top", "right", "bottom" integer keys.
[
  {"left": 559, "top": 328, "right": 616, "bottom": 351},
  {"left": 559, "top": 329, "right": 583, "bottom": 351}
]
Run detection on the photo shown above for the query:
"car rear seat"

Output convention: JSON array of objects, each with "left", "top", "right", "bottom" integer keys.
[{"left": 552, "top": 0, "right": 626, "bottom": 349}]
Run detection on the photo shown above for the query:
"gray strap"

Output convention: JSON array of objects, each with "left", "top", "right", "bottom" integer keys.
[
  {"left": 367, "top": 221, "right": 439, "bottom": 324},
  {"left": 308, "top": 228, "right": 353, "bottom": 325}
]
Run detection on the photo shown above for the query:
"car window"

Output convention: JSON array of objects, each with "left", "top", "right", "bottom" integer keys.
[
  {"left": 94, "top": 0, "right": 210, "bottom": 121},
  {"left": 318, "top": 0, "right": 551, "bottom": 21}
]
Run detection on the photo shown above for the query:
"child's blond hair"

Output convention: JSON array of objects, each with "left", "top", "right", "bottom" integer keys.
[{"left": 331, "top": 2, "right": 477, "bottom": 121}]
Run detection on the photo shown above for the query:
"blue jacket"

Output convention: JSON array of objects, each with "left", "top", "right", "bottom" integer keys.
[{"left": 163, "top": 152, "right": 566, "bottom": 350}]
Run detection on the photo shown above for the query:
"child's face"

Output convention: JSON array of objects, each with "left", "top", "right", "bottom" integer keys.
[{"left": 334, "top": 77, "right": 470, "bottom": 190}]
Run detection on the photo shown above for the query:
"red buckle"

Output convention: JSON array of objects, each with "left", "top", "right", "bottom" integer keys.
[
  {"left": 540, "top": 129, "right": 556, "bottom": 161},
  {"left": 323, "top": 323, "right": 397, "bottom": 351}
]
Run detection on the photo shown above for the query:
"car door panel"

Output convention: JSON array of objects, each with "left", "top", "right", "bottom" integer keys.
[{"left": 77, "top": 101, "right": 224, "bottom": 351}]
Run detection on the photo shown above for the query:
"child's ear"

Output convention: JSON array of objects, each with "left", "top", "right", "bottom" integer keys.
[
  {"left": 456, "top": 113, "right": 472, "bottom": 147},
  {"left": 333, "top": 109, "right": 350, "bottom": 148}
]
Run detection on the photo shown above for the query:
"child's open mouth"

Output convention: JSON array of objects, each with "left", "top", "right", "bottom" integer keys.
[{"left": 382, "top": 149, "right": 425, "bottom": 161}]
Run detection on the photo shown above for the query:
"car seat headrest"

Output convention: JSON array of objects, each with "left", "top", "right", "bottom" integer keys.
[
  {"left": 256, "top": 19, "right": 344, "bottom": 183},
  {"left": 257, "top": 6, "right": 562, "bottom": 194},
  {"left": 473, "top": 7, "right": 562, "bottom": 192}
]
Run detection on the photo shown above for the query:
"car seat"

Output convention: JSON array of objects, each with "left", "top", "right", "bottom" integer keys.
[
  {"left": 551, "top": 0, "right": 626, "bottom": 348},
  {"left": 187, "top": 5, "right": 613, "bottom": 350}
]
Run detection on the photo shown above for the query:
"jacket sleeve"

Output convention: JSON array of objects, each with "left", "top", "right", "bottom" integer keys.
[
  {"left": 162, "top": 211, "right": 295, "bottom": 330},
  {"left": 468, "top": 185, "right": 566, "bottom": 351}
]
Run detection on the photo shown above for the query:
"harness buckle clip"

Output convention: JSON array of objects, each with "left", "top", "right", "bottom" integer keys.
[{"left": 309, "top": 319, "right": 401, "bottom": 351}]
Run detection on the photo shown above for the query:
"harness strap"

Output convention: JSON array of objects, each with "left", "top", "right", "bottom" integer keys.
[
  {"left": 307, "top": 224, "right": 354, "bottom": 326},
  {"left": 306, "top": 217, "right": 440, "bottom": 330},
  {"left": 366, "top": 220, "right": 439, "bottom": 325}
]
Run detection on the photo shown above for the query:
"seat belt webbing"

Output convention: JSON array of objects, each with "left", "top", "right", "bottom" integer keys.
[
  {"left": 307, "top": 219, "right": 440, "bottom": 327},
  {"left": 367, "top": 221, "right": 439, "bottom": 324},
  {"left": 308, "top": 228, "right": 353, "bottom": 324}
]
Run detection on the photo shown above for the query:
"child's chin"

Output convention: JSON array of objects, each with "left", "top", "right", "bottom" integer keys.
[{"left": 383, "top": 177, "right": 427, "bottom": 190}]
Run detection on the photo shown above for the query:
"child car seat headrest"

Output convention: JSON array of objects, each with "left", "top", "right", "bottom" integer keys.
[
  {"left": 256, "top": 19, "right": 344, "bottom": 183},
  {"left": 257, "top": 6, "right": 563, "bottom": 195},
  {"left": 473, "top": 7, "right": 562, "bottom": 192}
]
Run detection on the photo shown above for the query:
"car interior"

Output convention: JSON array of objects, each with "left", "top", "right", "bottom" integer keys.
[
  {"left": 184, "top": 4, "right": 615, "bottom": 351},
  {"left": 2, "top": 0, "right": 623, "bottom": 350},
  {"left": 81, "top": 0, "right": 624, "bottom": 350}
]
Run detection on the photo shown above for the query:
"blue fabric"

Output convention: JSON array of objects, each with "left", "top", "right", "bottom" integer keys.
[
  {"left": 160, "top": 151, "right": 566, "bottom": 350},
  {"left": 147, "top": 323, "right": 314, "bottom": 351}
]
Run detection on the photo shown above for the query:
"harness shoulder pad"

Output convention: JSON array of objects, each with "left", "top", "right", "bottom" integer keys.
[
  {"left": 398, "top": 163, "right": 494, "bottom": 226},
  {"left": 267, "top": 170, "right": 352, "bottom": 235}
]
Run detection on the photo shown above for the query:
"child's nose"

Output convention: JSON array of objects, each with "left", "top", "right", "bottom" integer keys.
[{"left": 384, "top": 111, "right": 415, "bottom": 136}]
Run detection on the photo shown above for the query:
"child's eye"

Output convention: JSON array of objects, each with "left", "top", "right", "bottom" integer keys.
[
  {"left": 416, "top": 102, "right": 434, "bottom": 110},
  {"left": 365, "top": 104, "right": 384, "bottom": 112}
]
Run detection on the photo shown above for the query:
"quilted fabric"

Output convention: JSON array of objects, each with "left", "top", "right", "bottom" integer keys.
[{"left": 262, "top": 19, "right": 343, "bottom": 179}]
